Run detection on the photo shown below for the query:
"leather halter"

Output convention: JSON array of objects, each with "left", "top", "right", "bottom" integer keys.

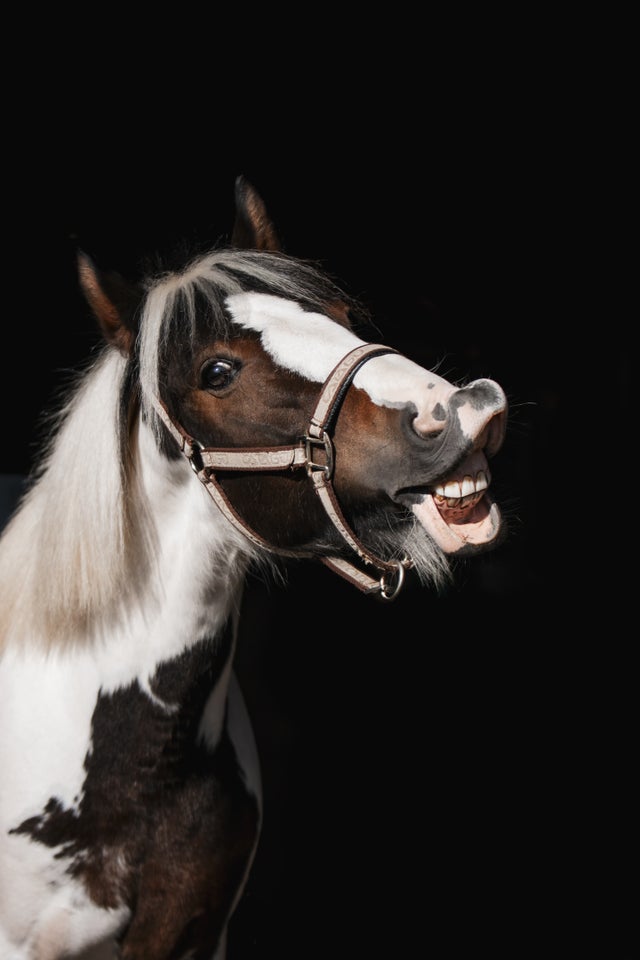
[{"left": 150, "top": 343, "right": 413, "bottom": 600}]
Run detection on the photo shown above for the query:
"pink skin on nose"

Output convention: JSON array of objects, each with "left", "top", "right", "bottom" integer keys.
[
  {"left": 411, "top": 383, "right": 457, "bottom": 437},
  {"left": 412, "top": 379, "right": 507, "bottom": 451}
]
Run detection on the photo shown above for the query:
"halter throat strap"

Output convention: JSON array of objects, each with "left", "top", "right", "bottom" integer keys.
[{"left": 149, "top": 343, "right": 413, "bottom": 600}]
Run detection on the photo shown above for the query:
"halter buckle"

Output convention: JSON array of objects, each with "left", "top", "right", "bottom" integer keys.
[{"left": 304, "top": 431, "right": 334, "bottom": 479}]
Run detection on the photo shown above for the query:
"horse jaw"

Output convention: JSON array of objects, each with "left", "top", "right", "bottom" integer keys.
[{"left": 411, "top": 449, "right": 503, "bottom": 554}]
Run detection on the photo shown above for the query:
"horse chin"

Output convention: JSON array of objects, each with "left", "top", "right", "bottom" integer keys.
[{"left": 411, "top": 491, "right": 502, "bottom": 555}]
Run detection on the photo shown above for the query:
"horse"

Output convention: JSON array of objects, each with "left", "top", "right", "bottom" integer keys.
[{"left": 0, "top": 176, "right": 508, "bottom": 960}]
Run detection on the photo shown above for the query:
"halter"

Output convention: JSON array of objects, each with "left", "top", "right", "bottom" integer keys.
[{"left": 150, "top": 343, "right": 413, "bottom": 600}]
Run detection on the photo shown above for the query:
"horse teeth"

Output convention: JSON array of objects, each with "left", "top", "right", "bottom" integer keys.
[
  {"left": 460, "top": 475, "right": 475, "bottom": 498},
  {"left": 433, "top": 470, "right": 489, "bottom": 501}
]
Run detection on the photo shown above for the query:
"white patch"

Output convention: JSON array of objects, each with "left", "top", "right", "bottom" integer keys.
[
  {"left": 0, "top": 831, "right": 128, "bottom": 956},
  {"left": 0, "top": 647, "right": 96, "bottom": 822},
  {"left": 227, "top": 292, "right": 365, "bottom": 382},
  {"left": 226, "top": 293, "right": 458, "bottom": 421}
]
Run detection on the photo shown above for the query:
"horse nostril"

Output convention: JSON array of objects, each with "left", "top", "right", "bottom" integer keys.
[{"left": 411, "top": 403, "right": 447, "bottom": 439}]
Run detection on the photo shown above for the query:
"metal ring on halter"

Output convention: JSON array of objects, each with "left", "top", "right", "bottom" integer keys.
[
  {"left": 304, "top": 431, "right": 334, "bottom": 479},
  {"left": 188, "top": 440, "right": 205, "bottom": 474},
  {"left": 379, "top": 557, "right": 409, "bottom": 601}
]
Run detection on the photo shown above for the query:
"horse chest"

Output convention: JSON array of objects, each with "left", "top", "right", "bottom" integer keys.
[{"left": 0, "top": 627, "right": 261, "bottom": 957}]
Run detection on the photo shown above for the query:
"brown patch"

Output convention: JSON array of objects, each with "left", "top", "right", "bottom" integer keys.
[{"left": 325, "top": 299, "right": 352, "bottom": 327}]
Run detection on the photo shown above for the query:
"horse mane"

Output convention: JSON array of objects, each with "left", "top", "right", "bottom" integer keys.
[
  {"left": 0, "top": 248, "right": 367, "bottom": 653},
  {"left": 0, "top": 349, "right": 149, "bottom": 652}
]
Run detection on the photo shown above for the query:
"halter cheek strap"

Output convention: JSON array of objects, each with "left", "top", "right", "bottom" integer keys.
[{"left": 149, "top": 343, "right": 413, "bottom": 600}]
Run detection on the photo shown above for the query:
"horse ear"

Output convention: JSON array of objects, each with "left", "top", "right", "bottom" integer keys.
[
  {"left": 77, "top": 252, "right": 141, "bottom": 356},
  {"left": 231, "top": 175, "right": 281, "bottom": 251}
]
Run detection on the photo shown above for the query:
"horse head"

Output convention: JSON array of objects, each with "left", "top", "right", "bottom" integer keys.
[{"left": 78, "top": 175, "right": 507, "bottom": 600}]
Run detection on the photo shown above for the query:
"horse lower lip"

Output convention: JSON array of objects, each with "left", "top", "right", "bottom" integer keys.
[{"left": 412, "top": 490, "right": 501, "bottom": 554}]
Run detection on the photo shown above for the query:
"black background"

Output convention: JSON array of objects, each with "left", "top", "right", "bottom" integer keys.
[{"left": 1, "top": 27, "right": 633, "bottom": 959}]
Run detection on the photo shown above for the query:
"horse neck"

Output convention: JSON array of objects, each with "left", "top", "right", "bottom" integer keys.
[{"left": 0, "top": 352, "right": 250, "bottom": 656}]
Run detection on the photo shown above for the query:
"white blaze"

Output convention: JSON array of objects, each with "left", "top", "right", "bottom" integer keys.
[{"left": 226, "top": 293, "right": 457, "bottom": 422}]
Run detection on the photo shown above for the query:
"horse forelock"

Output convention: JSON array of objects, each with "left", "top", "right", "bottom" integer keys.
[{"left": 137, "top": 248, "right": 358, "bottom": 431}]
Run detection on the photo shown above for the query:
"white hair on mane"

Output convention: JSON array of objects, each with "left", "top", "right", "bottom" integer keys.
[{"left": 0, "top": 349, "right": 153, "bottom": 652}]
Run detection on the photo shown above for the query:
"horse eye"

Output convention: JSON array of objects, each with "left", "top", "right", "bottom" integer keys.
[{"left": 200, "top": 358, "right": 239, "bottom": 392}]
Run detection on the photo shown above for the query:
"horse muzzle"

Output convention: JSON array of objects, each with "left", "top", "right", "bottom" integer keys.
[{"left": 407, "top": 377, "right": 508, "bottom": 554}]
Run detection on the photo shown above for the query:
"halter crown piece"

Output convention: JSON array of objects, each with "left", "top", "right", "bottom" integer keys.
[{"left": 150, "top": 343, "right": 413, "bottom": 600}]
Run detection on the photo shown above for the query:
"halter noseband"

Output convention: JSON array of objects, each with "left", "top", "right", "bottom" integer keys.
[{"left": 150, "top": 343, "right": 413, "bottom": 600}]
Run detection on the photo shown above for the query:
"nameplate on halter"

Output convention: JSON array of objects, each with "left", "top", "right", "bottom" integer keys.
[{"left": 200, "top": 446, "right": 307, "bottom": 472}]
